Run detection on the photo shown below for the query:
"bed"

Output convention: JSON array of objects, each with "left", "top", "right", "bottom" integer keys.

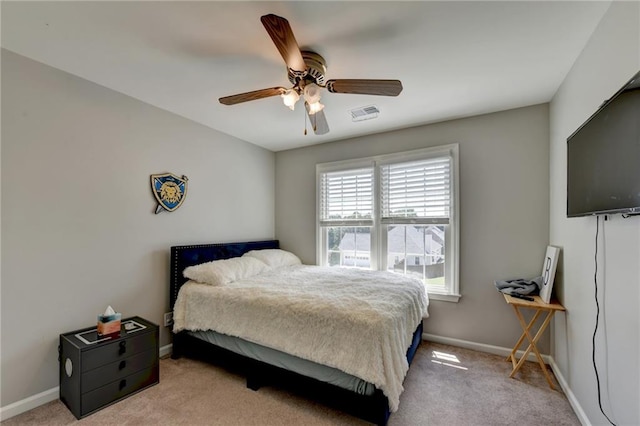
[{"left": 169, "top": 240, "right": 427, "bottom": 425}]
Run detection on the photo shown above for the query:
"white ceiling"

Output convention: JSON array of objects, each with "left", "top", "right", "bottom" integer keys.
[{"left": 1, "top": 1, "right": 610, "bottom": 152}]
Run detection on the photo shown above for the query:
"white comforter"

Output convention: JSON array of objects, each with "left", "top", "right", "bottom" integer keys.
[{"left": 173, "top": 265, "right": 429, "bottom": 412}]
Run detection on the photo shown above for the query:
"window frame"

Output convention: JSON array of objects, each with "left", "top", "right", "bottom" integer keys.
[{"left": 316, "top": 145, "right": 460, "bottom": 302}]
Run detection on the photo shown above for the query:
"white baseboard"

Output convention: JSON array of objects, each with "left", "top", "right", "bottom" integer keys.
[
  {"left": 0, "top": 387, "right": 59, "bottom": 422},
  {"left": 159, "top": 343, "right": 173, "bottom": 358},
  {"left": 548, "top": 357, "right": 591, "bottom": 426},
  {"left": 0, "top": 344, "right": 174, "bottom": 421},
  {"left": 423, "top": 332, "right": 552, "bottom": 364},
  {"left": 423, "top": 333, "right": 589, "bottom": 425}
]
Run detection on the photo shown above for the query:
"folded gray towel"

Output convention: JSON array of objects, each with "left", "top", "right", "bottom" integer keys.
[{"left": 495, "top": 276, "right": 543, "bottom": 296}]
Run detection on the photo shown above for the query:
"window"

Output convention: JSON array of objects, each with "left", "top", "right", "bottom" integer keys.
[
  {"left": 318, "top": 163, "right": 375, "bottom": 268},
  {"left": 317, "top": 145, "right": 460, "bottom": 302}
]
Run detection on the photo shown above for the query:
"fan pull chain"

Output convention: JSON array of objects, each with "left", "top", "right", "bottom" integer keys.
[{"left": 303, "top": 104, "right": 307, "bottom": 135}]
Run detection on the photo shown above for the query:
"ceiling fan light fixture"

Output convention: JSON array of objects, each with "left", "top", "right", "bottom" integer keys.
[
  {"left": 303, "top": 83, "right": 322, "bottom": 104},
  {"left": 307, "top": 101, "right": 325, "bottom": 115},
  {"left": 281, "top": 88, "right": 300, "bottom": 110}
]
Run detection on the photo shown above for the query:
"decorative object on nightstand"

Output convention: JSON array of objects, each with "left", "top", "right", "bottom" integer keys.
[
  {"left": 59, "top": 316, "right": 159, "bottom": 419},
  {"left": 97, "top": 305, "right": 121, "bottom": 337}
]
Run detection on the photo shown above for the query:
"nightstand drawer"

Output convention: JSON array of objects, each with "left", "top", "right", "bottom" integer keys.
[
  {"left": 81, "top": 366, "right": 158, "bottom": 416},
  {"left": 82, "top": 331, "right": 157, "bottom": 372},
  {"left": 82, "top": 349, "right": 157, "bottom": 392}
]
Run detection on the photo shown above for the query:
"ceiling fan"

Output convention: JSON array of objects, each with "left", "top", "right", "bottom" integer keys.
[{"left": 218, "top": 14, "right": 403, "bottom": 135}]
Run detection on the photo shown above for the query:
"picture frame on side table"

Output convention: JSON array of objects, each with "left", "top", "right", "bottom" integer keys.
[{"left": 539, "top": 246, "right": 560, "bottom": 303}]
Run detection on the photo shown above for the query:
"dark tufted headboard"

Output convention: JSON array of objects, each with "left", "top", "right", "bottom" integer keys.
[{"left": 169, "top": 240, "right": 279, "bottom": 309}]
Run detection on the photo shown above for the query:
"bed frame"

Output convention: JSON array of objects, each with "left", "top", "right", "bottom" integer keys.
[{"left": 169, "top": 240, "right": 423, "bottom": 426}]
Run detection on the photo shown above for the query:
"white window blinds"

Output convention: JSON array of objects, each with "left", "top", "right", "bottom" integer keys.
[
  {"left": 319, "top": 167, "right": 374, "bottom": 226},
  {"left": 380, "top": 156, "right": 451, "bottom": 224}
]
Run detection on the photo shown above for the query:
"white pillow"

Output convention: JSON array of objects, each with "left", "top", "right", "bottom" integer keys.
[
  {"left": 242, "top": 249, "right": 302, "bottom": 268},
  {"left": 183, "top": 256, "right": 268, "bottom": 286}
]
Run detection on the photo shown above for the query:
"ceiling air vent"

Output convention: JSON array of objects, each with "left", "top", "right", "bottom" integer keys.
[{"left": 350, "top": 105, "right": 380, "bottom": 122}]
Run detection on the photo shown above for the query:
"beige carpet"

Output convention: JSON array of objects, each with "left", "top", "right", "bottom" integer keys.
[{"left": 2, "top": 342, "right": 579, "bottom": 425}]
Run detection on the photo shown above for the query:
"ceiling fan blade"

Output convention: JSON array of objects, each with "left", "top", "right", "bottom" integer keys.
[
  {"left": 219, "top": 87, "right": 286, "bottom": 105},
  {"left": 261, "top": 14, "right": 307, "bottom": 73},
  {"left": 326, "top": 79, "right": 403, "bottom": 96},
  {"left": 305, "top": 102, "right": 330, "bottom": 135}
]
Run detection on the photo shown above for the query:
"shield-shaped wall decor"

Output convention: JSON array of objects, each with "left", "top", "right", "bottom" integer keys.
[{"left": 150, "top": 173, "right": 188, "bottom": 214}]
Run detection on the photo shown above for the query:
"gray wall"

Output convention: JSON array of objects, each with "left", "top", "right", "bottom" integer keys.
[
  {"left": 276, "top": 104, "right": 550, "bottom": 351},
  {"left": 0, "top": 50, "right": 275, "bottom": 406},
  {"left": 549, "top": 2, "right": 640, "bottom": 424}
]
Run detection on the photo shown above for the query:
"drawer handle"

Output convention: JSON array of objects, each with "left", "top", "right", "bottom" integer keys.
[
  {"left": 119, "top": 379, "right": 127, "bottom": 391},
  {"left": 119, "top": 360, "right": 126, "bottom": 370},
  {"left": 119, "top": 341, "right": 127, "bottom": 355}
]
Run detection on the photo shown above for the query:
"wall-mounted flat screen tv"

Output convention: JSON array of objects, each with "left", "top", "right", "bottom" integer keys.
[{"left": 567, "top": 70, "right": 640, "bottom": 217}]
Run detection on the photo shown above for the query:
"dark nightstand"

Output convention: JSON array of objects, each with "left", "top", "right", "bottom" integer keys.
[{"left": 59, "top": 316, "right": 159, "bottom": 419}]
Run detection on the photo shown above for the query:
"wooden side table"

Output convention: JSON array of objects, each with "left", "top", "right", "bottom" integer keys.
[{"left": 502, "top": 294, "right": 565, "bottom": 389}]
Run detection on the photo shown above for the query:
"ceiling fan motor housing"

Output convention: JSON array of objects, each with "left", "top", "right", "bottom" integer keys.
[{"left": 288, "top": 50, "right": 327, "bottom": 87}]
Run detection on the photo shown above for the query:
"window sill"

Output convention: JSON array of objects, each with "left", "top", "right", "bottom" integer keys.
[{"left": 427, "top": 292, "right": 461, "bottom": 303}]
